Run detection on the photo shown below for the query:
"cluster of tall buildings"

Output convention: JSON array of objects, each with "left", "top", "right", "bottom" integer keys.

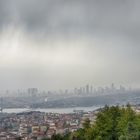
[
  {"left": 0, "top": 84, "right": 130, "bottom": 98},
  {"left": 73, "top": 83, "right": 126, "bottom": 95},
  {"left": 74, "top": 85, "right": 92, "bottom": 94}
]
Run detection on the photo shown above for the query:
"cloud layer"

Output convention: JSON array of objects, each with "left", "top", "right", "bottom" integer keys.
[{"left": 0, "top": 0, "right": 140, "bottom": 90}]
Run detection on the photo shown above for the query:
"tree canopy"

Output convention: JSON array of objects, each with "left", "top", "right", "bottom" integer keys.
[{"left": 42, "top": 105, "right": 140, "bottom": 140}]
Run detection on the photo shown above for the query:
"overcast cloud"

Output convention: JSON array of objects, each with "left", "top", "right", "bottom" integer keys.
[{"left": 0, "top": 0, "right": 140, "bottom": 90}]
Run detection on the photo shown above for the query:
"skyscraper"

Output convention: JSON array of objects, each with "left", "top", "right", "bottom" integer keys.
[{"left": 86, "top": 85, "right": 89, "bottom": 94}]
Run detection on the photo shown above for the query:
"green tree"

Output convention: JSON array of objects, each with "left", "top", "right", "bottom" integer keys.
[{"left": 42, "top": 105, "right": 140, "bottom": 140}]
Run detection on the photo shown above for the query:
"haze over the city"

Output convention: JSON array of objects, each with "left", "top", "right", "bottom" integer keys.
[{"left": 0, "top": 0, "right": 140, "bottom": 91}]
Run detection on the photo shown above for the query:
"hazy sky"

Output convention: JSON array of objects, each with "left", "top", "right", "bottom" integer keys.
[{"left": 0, "top": 0, "right": 140, "bottom": 90}]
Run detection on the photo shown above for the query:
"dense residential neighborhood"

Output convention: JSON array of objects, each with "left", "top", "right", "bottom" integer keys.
[
  {"left": 0, "top": 105, "right": 140, "bottom": 140},
  {"left": 0, "top": 109, "right": 97, "bottom": 140}
]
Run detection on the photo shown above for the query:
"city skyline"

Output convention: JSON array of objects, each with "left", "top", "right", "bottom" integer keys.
[
  {"left": 0, "top": 0, "right": 140, "bottom": 90},
  {"left": 0, "top": 83, "right": 132, "bottom": 97}
]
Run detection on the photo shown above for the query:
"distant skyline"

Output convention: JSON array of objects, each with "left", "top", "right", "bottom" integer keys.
[
  {"left": 0, "top": 83, "right": 128, "bottom": 91},
  {"left": 0, "top": 0, "right": 140, "bottom": 90}
]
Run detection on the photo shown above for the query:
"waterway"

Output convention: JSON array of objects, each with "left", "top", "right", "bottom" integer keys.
[{"left": 2, "top": 106, "right": 102, "bottom": 114}]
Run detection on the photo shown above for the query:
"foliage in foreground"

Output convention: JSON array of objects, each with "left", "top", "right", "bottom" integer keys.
[{"left": 42, "top": 105, "right": 140, "bottom": 140}]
